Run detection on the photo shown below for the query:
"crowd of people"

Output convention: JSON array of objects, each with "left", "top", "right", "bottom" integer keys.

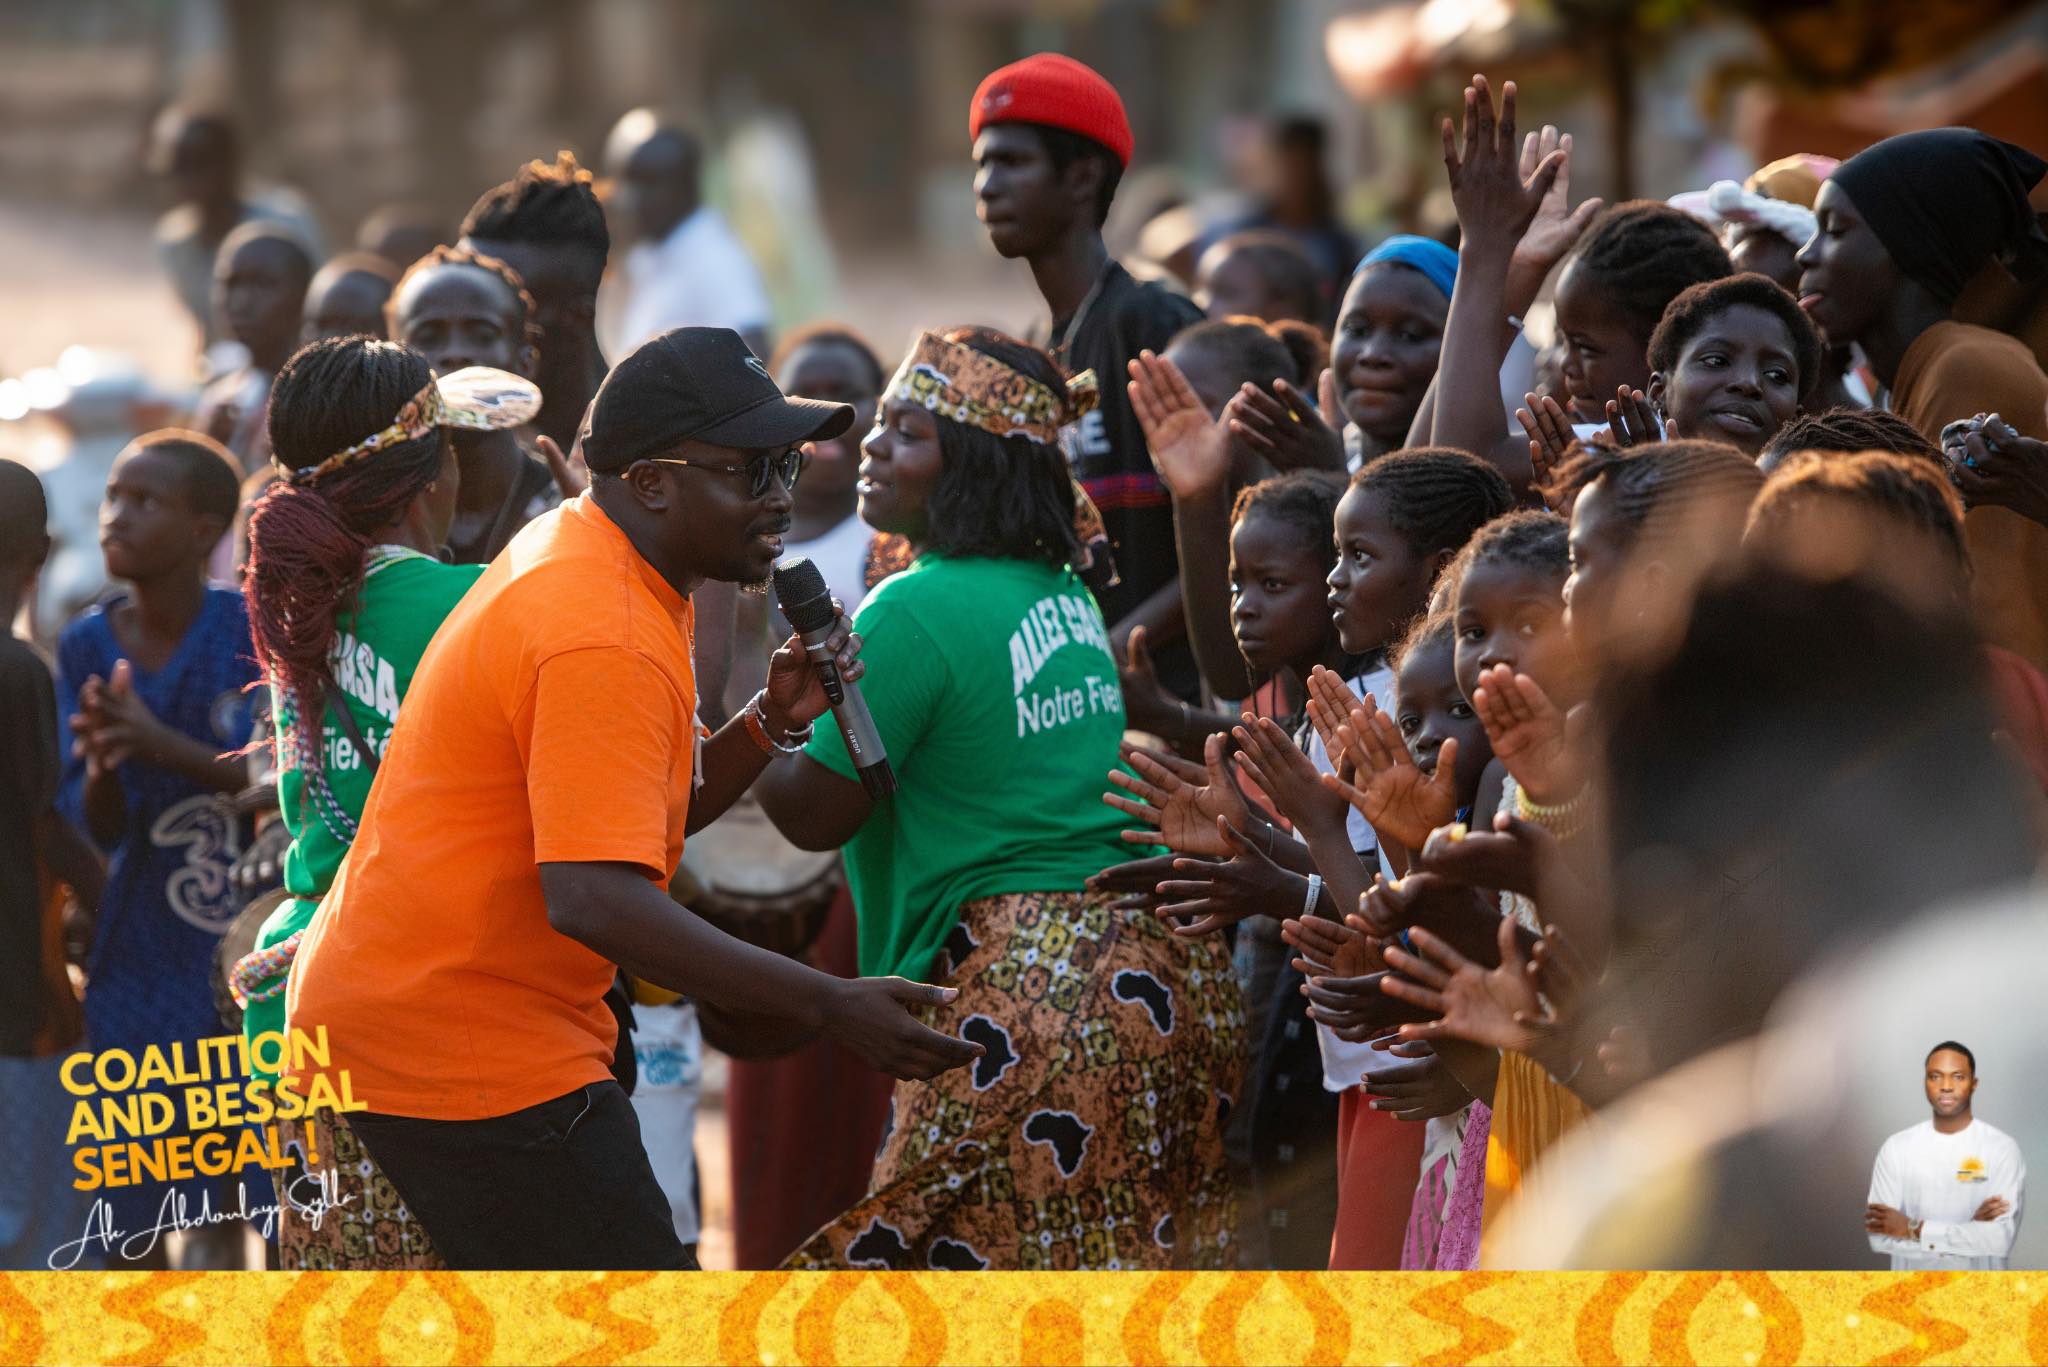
[{"left": 4, "top": 50, "right": 2044, "bottom": 1274}]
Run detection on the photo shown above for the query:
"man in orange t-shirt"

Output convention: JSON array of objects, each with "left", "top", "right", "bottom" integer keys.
[{"left": 286, "top": 328, "right": 979, "bottom": 1270}]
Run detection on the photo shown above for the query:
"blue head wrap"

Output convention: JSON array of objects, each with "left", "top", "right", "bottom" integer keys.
[{"left": 1358, "top": 234, "right": 1458, "bottom": 300}]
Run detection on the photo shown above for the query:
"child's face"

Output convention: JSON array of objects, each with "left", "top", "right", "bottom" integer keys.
[
  {"left": 1230, "top": 511, "right": 1333, "bottom": 679},
  {"left": 100, "top": 449, "right": 218, "bottom": 582},
  {"left": 1330, "top": 265, "right": 1446, "bottom": 446},
  {"left": 1453, "top": 558, "right": 1579, "bottom": 708},
  {"left": 1654, "top": 303, "right": 1802, "bottom": 455},
  {"left": 392, "top": 265, "right": 532, "bottom": 380},
  {"left": 1394, "top": 632, "right": 1490, "bottom": 808},
  {"left": 1553, "top": 258, "right": 1650, "bottom": 424},
  {"left": 1562, "top": 475, "right": 1629, "bottom": 654},
  {"left": 1326, "top": 485, "right": 1436, "bottom": 657},
  {"left": 214, "top": 238, "right": 308, "bottom": 366}
]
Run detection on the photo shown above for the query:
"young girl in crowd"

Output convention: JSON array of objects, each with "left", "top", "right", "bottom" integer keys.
[
  {"left": 1521, "top": 274, "right": 1820, "bottom": 470},
  {"left": 1795, "top": 127, "right": 2048, "bottom": 669},
  {"left": 237, "top": 336, "right": 539, "bottom": 1268},
  {"left": 755, "top": 326, "right": 1242, "bottom": 1271}
]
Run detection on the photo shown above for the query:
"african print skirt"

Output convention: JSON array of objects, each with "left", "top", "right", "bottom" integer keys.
[
  {"left": 789, "top": 888, "right": 1245, "bottom": 1270},
  {"left": 271, "top": 1111, "right": 444, "bottom": 1270}
]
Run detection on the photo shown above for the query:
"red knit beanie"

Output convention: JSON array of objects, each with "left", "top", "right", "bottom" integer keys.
[{"left": 969, "top": 53, "right": 1133, "bottom": 169}]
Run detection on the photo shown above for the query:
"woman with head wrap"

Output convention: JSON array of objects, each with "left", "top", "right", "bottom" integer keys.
[
  {"left": 1796, "top": 127, "right": 2048, "bottom": 670},
  {"left": 754, "top": 327, "right": 1242, "bottom": 1269}
]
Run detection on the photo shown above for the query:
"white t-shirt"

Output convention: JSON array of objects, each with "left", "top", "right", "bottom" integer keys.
[
  {"left": 782, "top": 515, "right": 871, "bottom": 625},
  {"left": 1308, "top": 662, "right": 1402, "bottom": 1088},
  {"left": 600, "top": 206, "right": 772, "bottom": 359},
  {"left": 1868, "top": 1117, "right": 2025, "bottom": 1270}
]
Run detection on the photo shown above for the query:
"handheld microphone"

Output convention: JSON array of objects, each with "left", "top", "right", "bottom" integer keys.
[{"left": 772, "top": 557, "right": 897, "bottom": 799}]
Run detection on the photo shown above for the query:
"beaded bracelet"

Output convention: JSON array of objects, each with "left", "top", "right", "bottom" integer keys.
[
  {"left": 740, "top": 691, "right": 814, "bottom": 756},
  {"left": 229, "top": 930, "right": 306, "bottom": 1009},
  {"left": 1513, "top": 783, "right": 1590, "bottom": 841}
]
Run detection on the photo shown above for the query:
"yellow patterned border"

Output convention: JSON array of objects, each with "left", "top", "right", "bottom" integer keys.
[{"left": 2, "top": 1271, "right": 2044, "bottom": 1365}]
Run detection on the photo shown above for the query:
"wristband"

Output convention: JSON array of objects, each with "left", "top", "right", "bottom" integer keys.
[
  {"left": 740, "top": 691, "right": 814, "bottom": 756},
  {"left": 1302, "top": 873, "right": 1324, "bottom": 919}
]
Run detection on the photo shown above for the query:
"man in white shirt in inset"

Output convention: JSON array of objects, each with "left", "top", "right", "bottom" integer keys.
[
  {"left": 600, "top": 109, "right": 772, "bottom": 363},
  {"left": 1866, "top": 1040, "right": 2025, "bottom": 1269}
]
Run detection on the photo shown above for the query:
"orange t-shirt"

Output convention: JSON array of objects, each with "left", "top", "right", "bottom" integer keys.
[{"left": 286, "top": 494, "right": 698, "bottom": 1120}]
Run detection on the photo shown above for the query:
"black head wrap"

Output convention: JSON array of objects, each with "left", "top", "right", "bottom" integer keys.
[{"left": 1831, "top": 128, "right": 2048, "bottom": 304}]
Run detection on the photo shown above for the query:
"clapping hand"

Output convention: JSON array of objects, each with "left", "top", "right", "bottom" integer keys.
[
  {"left": 1129, "top": 351, "right": 1232, "bottom": 500},
  {"left": 1152, "top": 815, "right": 1300, "bottom": 938},
  {"left": 1104, "top": 733, "right": 1255, "bottom": 858},
  {"left": 1415, "top": 810, "right": 1555, "bottom": 900},
  {"left": 1471, "top": 665, "right": 1585, "bottom": 806},
  {"left": 1322, "top": 698, "right": 1461, "bottom": 851},
  {"left": 1514, "top": 393, "right": 1579, "bottom": 512},
  {"left": 1224, "top": 377, "right": 1346, "bottom": 473},
  {"left": 1358, "top": 870, "right": 1520, "bottom": 967},
  {"left": 1233, "top": 711, "right": 1350, "bottom": 839},
  {"left": 1087, "top": 852, "right": 1197, "bottom": 913},
  {"left": 1380, "top": 914, "right": 1554, "bottom": 1054},
  {"left": 1605, "top": 386, "right": 1661, "bottom": 447},
  {"left": 71, "top": 659, "right": 162, "bottom": 776},
  {"left": 1364, "top": 1042, "right": 1474, "bottom": 1121},
  {"left": 1282, "top": 906, "right": 1381, "bottom": 978}
]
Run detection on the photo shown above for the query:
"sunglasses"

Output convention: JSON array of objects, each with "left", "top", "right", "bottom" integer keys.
[{"left": 641, "top": 446, "right": 808, "bottom": 498}]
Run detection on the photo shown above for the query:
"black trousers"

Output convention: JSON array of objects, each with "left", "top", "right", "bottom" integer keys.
[{"left": 347, "top": 1080, "right": 696, "bottom": 1270}]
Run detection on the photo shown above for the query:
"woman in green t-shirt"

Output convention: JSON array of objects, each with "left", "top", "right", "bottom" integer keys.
[
  {"left": 758, "top": 327, "right": 1243, "bottom": 1270},
  {"left": 238, "top": 336, "right": 538, "bottom": 1268}
]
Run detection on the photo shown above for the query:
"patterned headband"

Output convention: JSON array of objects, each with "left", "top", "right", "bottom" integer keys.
[
  {"left": 882, "top": 332, "right": 1099, "bottom": 447},
  {"left": 278, "top": 367, "right": 541, "bottom": 486}
]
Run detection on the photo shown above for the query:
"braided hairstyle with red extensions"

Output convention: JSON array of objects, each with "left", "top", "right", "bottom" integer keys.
[{"left": 243, "top": 337, "right": 447, "bottom": 753}]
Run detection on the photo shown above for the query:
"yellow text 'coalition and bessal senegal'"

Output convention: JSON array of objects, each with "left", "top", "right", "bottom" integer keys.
[{"left": 57, "top": 1028, "right": 365, "bottom": 1191}]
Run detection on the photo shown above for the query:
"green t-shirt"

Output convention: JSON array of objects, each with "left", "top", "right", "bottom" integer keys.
[
  {"left": 805, "top": 554, "right": 1132, "bottom": 980},
  {"left": 242, "top": 548, "right": 483, "bottom": 1070}
]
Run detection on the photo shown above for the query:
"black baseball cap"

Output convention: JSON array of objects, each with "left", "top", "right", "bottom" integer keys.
[{"left": 579, "top": 326, "right": 854, "bottom": 472}]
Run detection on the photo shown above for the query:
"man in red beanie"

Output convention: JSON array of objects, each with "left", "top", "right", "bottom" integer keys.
[{"left": 970, "top": 52, "right": 1203, "bottom": 698}]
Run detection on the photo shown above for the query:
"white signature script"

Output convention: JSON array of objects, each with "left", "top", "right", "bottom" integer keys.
[{"left": 46, "top": 1170, "right": 356, "bottom": 1270}]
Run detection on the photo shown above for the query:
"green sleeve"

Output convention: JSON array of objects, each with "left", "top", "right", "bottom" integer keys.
[{"left": 803, "top": 589, "right": 947, "bottom": 781}]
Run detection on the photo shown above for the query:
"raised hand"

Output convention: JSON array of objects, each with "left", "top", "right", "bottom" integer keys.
[
  {"left": 1301, "top": 969, "right": 1438, "bottom": 1042},
  {"left": 1129, "top": 350, "right": 1232, "bottom": 499},
  {"left": 1282, "top": 907, "right": 1380, "bottom": 979},
  {"left": 1470, "top": 665, "right": 1584, "bottom": 806},
  {"left": 1381, "top": 915, "right": 1548, "bottom": 1053},
  {"left": 1507, "top": 123, "right": 1602, "bottom": 315},
  {"left": 1322, "top": 699, "right": 1461, "bottom": 851},
  {"left": 1443, "top": 74, "right": 1567, "bottom": 260},
  {"left": 1152, "top": 815, "right": 1301, "bottom": 937},
  {"left": 1515, "top": 392, "right": 1579, "bottom": 512},
  {"left": 1233, "top": 712, "right": 1349, "bottom": 840},
  {"left": 1104, "top": 731, "right": 1255, "bottom": 857},
  {"left": 1224, "top": 380, "right": 1346, "bottom": 473},
  {"left": 1304, "top": 666, "right": 1363, "bottom": 757},
  {"left": 1605, "top": 386, "right": 1661, "bottom": 447}
]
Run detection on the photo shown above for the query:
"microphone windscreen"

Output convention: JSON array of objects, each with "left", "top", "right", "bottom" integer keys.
[{"left": 772, "top": 557, "right": 837, "bottom": 633}]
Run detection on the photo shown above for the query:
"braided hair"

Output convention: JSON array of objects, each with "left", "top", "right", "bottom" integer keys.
[
  {"left": 245, "top": 339, "right": 446, "bottom": 755},
  {"left": 1438, "top": 508, "right": 1570, "bottom": 606},
  {"left": 1548, "top": 439, "right": 1765, "bottom": 560},
  {"left": 1758, "top": 406, "right": 1941, "bottom": 469},
  {"left": 1565, "top": 200, "right": 1733, "bottom": 344},
  {"left": 459, "top": 151, "right": 610, "bottom": 277},
  {"left": 389, "top": 243, "right": 542, "bottom": 354},
  {"left": 1232, "top": 469, "right": 1349, "bottom": 576},
  {"left": 1648, "top": 272, "right": 1822, "bottom": 397},
  {"left": 1352, "top": 446, "right": 1514, "bottom": 562}
]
